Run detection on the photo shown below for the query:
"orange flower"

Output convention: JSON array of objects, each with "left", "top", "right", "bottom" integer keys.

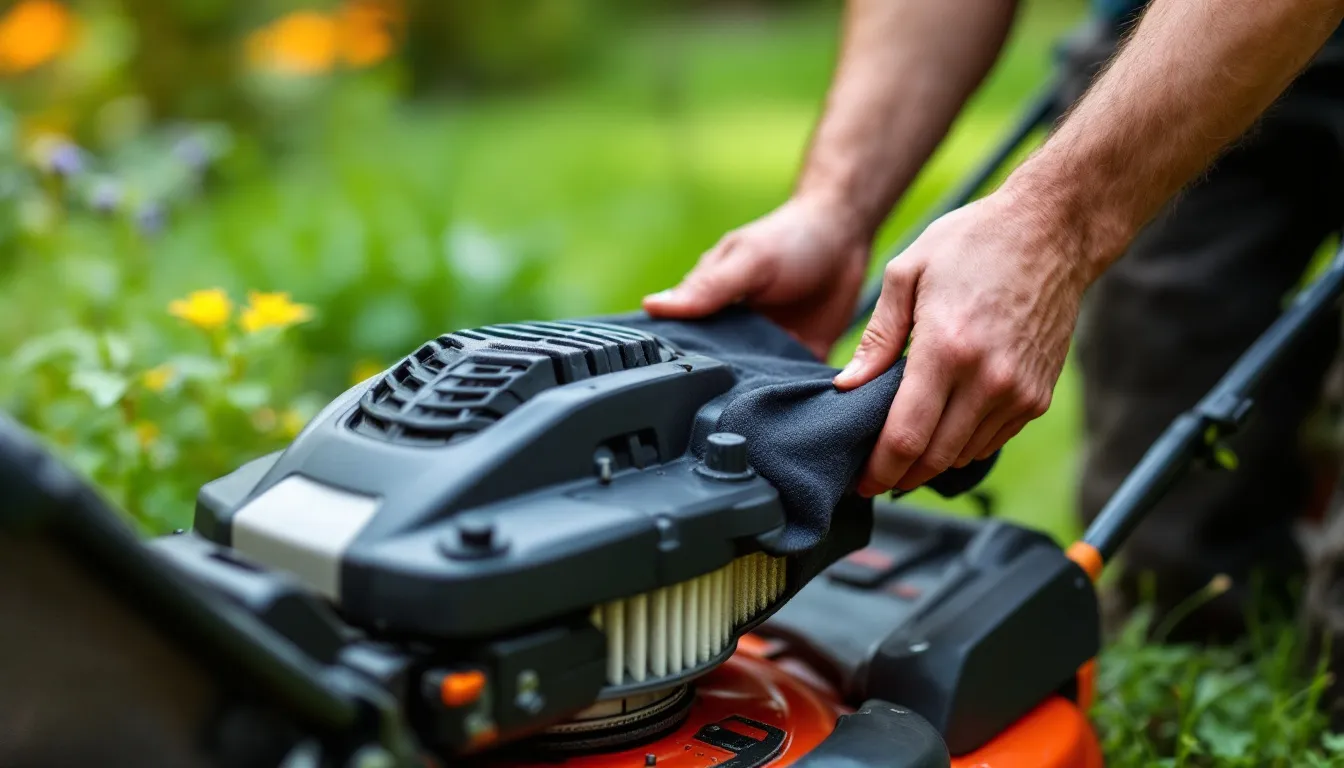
[
  {"left": 0, "top": 0, "right": 75, "bottom": 75},
  {"left": 246, "top": 1, "right": 403, "bottom": 75},
  {"left": 246, "top": 11, "right": 338, "bottom": 75},
  {"left": 337, "top": 0, "right": 401, "bottom": 67}
]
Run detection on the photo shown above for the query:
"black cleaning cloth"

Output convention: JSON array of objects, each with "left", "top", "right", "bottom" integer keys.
[{"left": 601, "top": 308, "right": 997, "bottom": 554}]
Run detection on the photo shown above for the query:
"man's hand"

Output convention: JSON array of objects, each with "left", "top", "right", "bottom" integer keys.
[
  {"left": 642, "top": 195, "right": 870, "bottom": 359},
  {"left": 834, "top": 192, "right": 1088, "bottom": 496}
]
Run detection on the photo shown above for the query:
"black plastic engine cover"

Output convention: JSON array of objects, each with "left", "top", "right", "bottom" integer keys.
[{"left": 188, "top": 321, "right": 794, "bottom": 641}]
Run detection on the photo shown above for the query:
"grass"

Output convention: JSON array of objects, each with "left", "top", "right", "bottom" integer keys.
[{"left": 3, "top": 1, "right": 1341, "bottom": 764}]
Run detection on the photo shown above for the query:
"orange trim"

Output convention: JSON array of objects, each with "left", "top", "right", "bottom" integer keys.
[
  {"left": 1076, "top": 659, "right": 1097, "bottom": 710},
  {"left": 1065, "top": 541, "right": 1103, "bottom": 582},
  {"left": 441, "top": 670, "right": 487, "bottom": 707},
  {"left": 950, "top": 696, "right": 1103, "bottom": 768}
]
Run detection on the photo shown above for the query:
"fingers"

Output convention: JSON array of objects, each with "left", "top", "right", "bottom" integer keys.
[
  {"left": 855, "top": 349, "right": 949, "bottom": 497},
  {"left": 834, "top": 261, "right": 917, "bottom": 391},
  {"left": 955, "top": 407, "right": 1010, "bottom": 468},
  {"left": 643, "top": 238, "right": 765, "bottom": 319},
  {"left": 953, "top": 361, "right": 1019, "bottom": 466},
  {"left": 857, "top": 339, "right": 1051, "bottom": 494},
  {"left": 893, "top": 386, "right": 987, "bottom": 490}
]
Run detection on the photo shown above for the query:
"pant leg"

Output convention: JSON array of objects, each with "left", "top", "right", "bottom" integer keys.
[{"left": 1074, "top": 74, "right": 1344, "bottom": 642}]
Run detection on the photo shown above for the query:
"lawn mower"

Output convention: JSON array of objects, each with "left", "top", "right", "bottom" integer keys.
[{"left": 7, "top": 47, "right": 1344, "bottom": 768}]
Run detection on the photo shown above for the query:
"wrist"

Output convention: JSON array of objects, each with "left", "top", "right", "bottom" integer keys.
[
  {"left": 793, "top": 163, "right": 893, "bottom": 245},
  {"left": 787, "top": 188, "right": 878, "bottom": 261},
  {"left": 992, "top": 153, "right": 1137, "bottom": 286}
]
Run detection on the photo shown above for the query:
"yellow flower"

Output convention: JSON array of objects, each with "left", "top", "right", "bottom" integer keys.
[
  {"left": 0, "top": 0, "right": 75, "bottom": 75},
  {"left": 169, "top": 288, "right": 233, "bottom": 332},
  {"left": 280, "top": 408, "right": 307, "bottom": 439},
  {"left": 350, "top": 359, "right": 384, "bottom": 385},
  {"left": 240, "top": 291, "right": 314, "bottom": 334},
  {"left": 133, "top": 421, "right": 160, "bottom": 449},
  {"left": 141, "top": 365, "right": 174, "bottom": 393}
]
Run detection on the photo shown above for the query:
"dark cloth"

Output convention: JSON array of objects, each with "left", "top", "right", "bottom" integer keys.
[
  {"left": 1068, "top": 34, "right": 1344, "bottom": 640},
  {"left": 601, "top": 308, "right": 997, "bottom": 554}
]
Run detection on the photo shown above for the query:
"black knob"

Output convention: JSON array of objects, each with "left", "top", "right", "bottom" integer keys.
[
  {"left": 705, "top": 432, "right": 749, "bottom": 474},
  {"left": 440, "top": 514, "right": 508, "bottom": 559},
  {"left": 457, "top": 515, "right": 494, "bottom": 549}
]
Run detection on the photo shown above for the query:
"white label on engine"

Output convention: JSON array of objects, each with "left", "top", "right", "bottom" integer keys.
[{"left": 231, "top": 475, "right": 379, "bottom": 601}]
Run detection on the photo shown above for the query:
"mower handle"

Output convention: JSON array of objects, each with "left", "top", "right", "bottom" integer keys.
[{"left": 1081, "top": 242, "right": 1344, "bottom": 565}]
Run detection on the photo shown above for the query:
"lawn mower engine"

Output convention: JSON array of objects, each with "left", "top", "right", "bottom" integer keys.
[
  {"left": 140, "top": 319, "right": 1102, "bottom": 768},
  {"left": 1, "top": 318, "right": 1102, "bottom": 768}
]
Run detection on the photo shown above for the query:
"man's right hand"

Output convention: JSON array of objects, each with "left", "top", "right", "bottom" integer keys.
[{"left": 641, "top": 195, "right": 871, "bottom": 360}]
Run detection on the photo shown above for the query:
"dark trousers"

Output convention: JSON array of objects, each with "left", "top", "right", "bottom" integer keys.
[{"left": 1061, "top": 25, "right": 1344, "bottom": 638}]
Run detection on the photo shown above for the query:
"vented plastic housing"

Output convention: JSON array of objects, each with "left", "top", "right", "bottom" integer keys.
[{"left": 351, "top": 321, "right": 678, "bottom": 446}]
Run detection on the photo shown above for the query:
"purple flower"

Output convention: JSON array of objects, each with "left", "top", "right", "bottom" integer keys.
[
  {"left": 135, "top": 202, "right": 166, "bottom": 235},
  {"left": 47, "top": 141, "right": 84, "bottom": 178},
  {"left": 89, "top": 180, "right": 122, "bottom": 214},
  {"left": 172, "top": 134, "right": 210, "bottom": 172}
]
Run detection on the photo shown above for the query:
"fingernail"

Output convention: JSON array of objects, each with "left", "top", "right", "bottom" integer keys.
[
  {"left": 836, "top": 358, "right": 861, "bottom": 382},
  {"left": 645, "top": 289, "right": 675, "bottom": 302}
]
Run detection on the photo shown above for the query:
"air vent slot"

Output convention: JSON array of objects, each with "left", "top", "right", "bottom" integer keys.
[{"left": 349, "top": 322, "right": 679, "bottom": 447}]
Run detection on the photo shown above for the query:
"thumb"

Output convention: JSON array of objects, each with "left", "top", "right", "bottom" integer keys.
[
  {"left": 643, "top": 247, "right": 764, "bottom": 318},
  {"left": 834, "top": 263, "right": 916, "bottom": 390}
]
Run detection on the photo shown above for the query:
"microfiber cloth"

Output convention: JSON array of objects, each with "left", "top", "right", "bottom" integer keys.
[{"left": 597, "top": 307, "right": 998, "bottom": 554}]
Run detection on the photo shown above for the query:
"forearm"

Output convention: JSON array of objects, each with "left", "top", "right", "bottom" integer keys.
[
  {"left": 1003, "top": 0, "right": 1344, "bottom": 280},
  {"left": 796, "top": 0, "right": 1020, "bottom": 239}
]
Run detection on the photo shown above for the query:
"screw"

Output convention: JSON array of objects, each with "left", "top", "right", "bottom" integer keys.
[
  {"left": 645, "top": 754, "right": 657, "bottom": 766},
  {"left": 516, "top": 670, "right": 544, "bottom": 714}
]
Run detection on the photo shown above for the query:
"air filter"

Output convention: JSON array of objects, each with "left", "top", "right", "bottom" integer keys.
[{"left": 592, "top": 552, "right": 787, "bottom": 687}]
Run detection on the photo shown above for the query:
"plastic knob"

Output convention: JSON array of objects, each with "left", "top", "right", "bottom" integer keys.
[
  {"left": 705, "top": 432, "right": 749, "bottom": 474},
  {"left": 457, "top": 515, "right": 495, "bottom": 549},
  {"left": 439, "top": 513, "right": 508, "bottom": 559}
]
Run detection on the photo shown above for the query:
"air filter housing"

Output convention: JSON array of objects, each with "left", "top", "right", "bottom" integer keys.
[{"left": 188, "top": 321, "right": 800, "bottom": 658}]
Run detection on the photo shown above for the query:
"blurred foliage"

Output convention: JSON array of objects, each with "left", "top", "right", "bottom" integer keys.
[{"left": 0, "top": 0, "right": 1096, "bottom": 564}]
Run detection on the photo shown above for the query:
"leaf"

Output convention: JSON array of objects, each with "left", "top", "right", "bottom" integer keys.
[
  {"left": 11, "top": 329, "right": 100, "bottom": 372},
  {"left": 1322, "top": 731, "right": 1344, "bottom": 753},
  {"left": 166, "top": 354, "right": 228, "bottom": 382},
  {"left": 225, "top": 382, "right": 271, "bottom": 410},
  {"left": 1202, "top": 726, "right": 1253, "bottom": 759},
  {"left": 102, "top": 332, "right": 133, "bottom": 370},
  {"left": 69, "top": 370, "right": 129, "bottom": 408}
]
